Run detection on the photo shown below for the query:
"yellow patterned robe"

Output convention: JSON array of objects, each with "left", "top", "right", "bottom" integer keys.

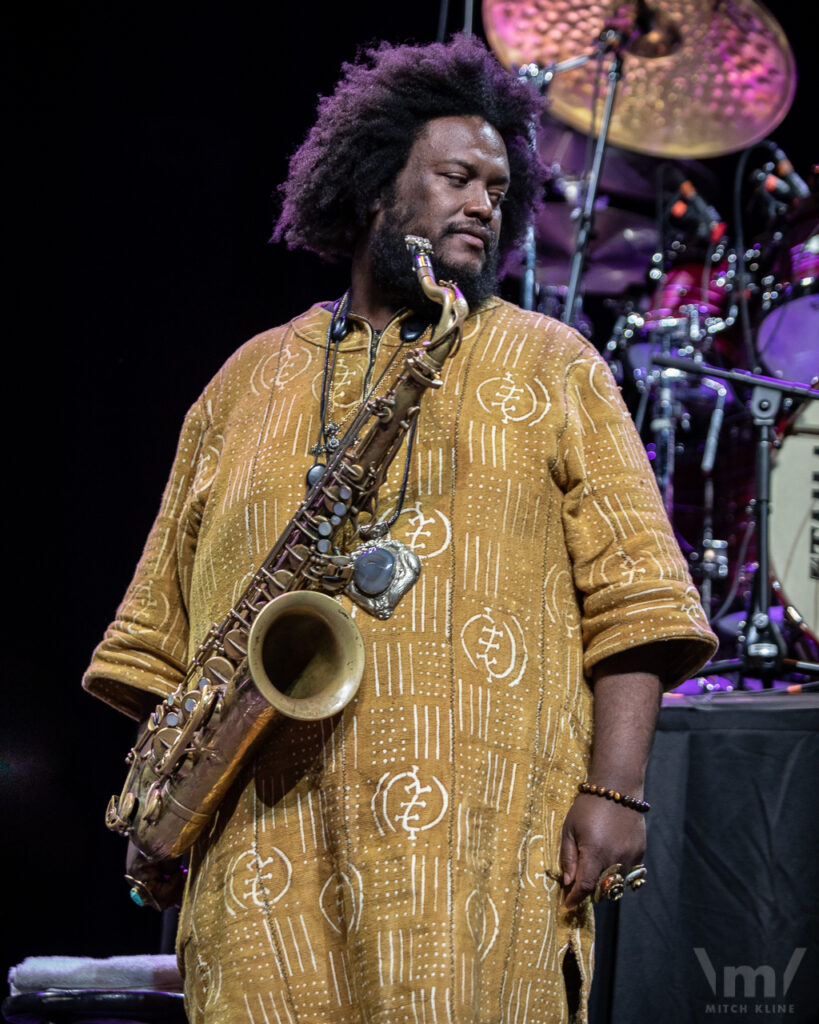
[{"left": 84, "top": 298, "right": 716, "bottom": 1024}]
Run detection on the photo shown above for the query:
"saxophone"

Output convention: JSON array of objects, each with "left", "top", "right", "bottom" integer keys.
[{"left": 106, "top": 236, "right": 468, "bottom": 907}]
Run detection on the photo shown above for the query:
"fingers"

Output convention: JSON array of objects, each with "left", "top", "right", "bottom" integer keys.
[
  {"left": 559, "top": 823, "right": 578, "bottom": 890},
  {"left": 564, "top": 844, "right": 601, "bottom": 910},
  {"left": 559, "top": 814, "right": 602, "bottom": 910},
  {"left": 560, "top": 796, "right": 647, "bottom": 910},
  {"left": 125, "top": 842, "right": 188, "bottom": 911}
]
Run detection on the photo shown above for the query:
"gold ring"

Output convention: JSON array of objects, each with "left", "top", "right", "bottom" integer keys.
[
  {"left": 594, "top": 863, "right": 625, "bottom": 903},
  {"left": 624, "top": 864, "right": 647, "bottom": 891}
]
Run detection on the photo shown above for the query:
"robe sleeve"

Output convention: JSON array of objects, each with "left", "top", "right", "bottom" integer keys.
[
  {"left": 557, "top": 345, "right": 718, "bottom": 689},
  {"left": 82, "top": 393, "right": 213, "bottom": 720}
]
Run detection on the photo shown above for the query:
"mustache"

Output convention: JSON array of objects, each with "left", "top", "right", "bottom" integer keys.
[{"left": 443, "top": 222, "right": 496, "bottom": 252}]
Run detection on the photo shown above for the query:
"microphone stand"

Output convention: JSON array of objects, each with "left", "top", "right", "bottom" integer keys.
[
  {"left": 561, "top": 35, "right": 624, "bottom": 330},
  {"left": 517, "top": 48, "right": 610, "bottom": 312},
  {"left": 652, "top": 354, "right": 819, "bottom": 688}
]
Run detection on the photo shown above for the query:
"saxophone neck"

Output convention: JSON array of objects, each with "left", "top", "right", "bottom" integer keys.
[{"left": 404, "top": 235, "right": 469, "bottom": 355}]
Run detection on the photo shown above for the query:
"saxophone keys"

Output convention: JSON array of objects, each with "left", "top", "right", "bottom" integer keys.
[
  {"left": 118, "top": 791, "right": 136, "bottom": 823},
  {"left": 306, "top": 462, "right": 326, "bottom": 489},
  {"left": 180, "top": 692, "right": 201, "bottom": 715},
  {"left": 106, "top": 794, "right": 134, "bottom": 831},
  {"left": 223, "top": 629, "right": 248, "bottom": 661},
  {"left": 287, "top": 543, "right": 311, "bottom": 569},
  {"left": 270, "top": 569, "right": 294, "bottom": 592},
  {"left": 201, "top": 655, "right": 234, "bottom": 688},
  {"left": 143, "top": 784, "right": 163, "bottom": 824},
  {"left": 151, "top": 727, "right": 179, "bottom": 761}
]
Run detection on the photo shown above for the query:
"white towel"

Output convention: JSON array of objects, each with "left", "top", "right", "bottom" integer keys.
[{"left": 7, "top": 954, "right": 183, "bottom": 996}]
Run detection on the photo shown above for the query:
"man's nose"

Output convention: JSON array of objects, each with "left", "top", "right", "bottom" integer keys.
[{"left": 463, "top": 183, "right": 494, "bottom": 221}]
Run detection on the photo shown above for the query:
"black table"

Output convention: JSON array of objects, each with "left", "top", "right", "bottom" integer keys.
[{"left": 589, "top": 694, "right": 819, "bottom": 1024}]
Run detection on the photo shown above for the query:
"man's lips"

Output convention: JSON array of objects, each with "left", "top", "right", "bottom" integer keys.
[{"left": 446, "top": 225, "right": 492, "bottom": 250}]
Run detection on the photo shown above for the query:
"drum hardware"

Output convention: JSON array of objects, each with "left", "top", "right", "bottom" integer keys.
[
  {"left": 488, "top": 0, "right": 798, "bottom": 337},
  {"left": 653, "top": 352, "right": 819, "bottom": 688},
  {"left": 728, "top": 141, "right": 817, "bottom": 377}
]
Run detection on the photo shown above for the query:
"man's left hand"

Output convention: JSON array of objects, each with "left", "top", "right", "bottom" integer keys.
[
  {"left": 559, "top": 792, "right": 646, "bottom": 909},
  {"left": 558, "top": 644, "right": 671, "bottom": 910}
]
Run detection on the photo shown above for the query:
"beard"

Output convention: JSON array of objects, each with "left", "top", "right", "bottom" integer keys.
[{"left": 368, "top": 208, "right": 500, "bottom": 317}]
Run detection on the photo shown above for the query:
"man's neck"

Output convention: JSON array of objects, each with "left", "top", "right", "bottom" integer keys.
[{"left": 348, "top": 244, "right": 400, "bottom": 331}]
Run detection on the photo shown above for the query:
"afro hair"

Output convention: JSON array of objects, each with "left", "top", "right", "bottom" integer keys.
[{"left": 272, "top": 34, "right": 545, "bottom": 262}]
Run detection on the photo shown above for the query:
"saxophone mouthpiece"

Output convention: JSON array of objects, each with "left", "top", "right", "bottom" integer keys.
[
  {"left": 404, "top": 235, "right": 433, "bottom": 257},
  {"left": 403, "top": 235, "right": 468, "bottom": 352}
]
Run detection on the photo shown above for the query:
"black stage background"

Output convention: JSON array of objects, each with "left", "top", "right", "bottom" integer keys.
[{"left": 3, "top": 2, "right": 818, "bottom": 1019}]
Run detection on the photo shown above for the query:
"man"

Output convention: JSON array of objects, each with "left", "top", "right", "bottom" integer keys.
[{"left": 84, "top": 35, "right": 716, "bottom": 1024}]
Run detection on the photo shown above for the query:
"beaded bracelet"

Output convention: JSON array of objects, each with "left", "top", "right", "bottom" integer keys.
[{"left": 579, "top": 781, "right": 651, "bottom": 813}]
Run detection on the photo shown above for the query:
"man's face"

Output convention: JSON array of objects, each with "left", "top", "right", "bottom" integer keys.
[{"left": 368, "top": 115, "right": 510, "bottom": 311}]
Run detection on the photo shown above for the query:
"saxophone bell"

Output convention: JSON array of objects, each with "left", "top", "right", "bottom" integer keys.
[{"left": 247, "top": 590, "right": 365, "bottom": 721}]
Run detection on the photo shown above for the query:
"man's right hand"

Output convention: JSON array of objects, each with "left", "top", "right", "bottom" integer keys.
[{"left": 125, "top": 840, "right": 187, "bottom": 911}]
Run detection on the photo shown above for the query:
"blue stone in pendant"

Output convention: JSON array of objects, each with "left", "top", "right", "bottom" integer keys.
[{"left": 353, "top": 546, "right": 396, "bottom": 595}]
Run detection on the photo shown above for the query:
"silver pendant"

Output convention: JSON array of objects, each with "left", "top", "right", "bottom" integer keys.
[{"left": 345, "top": 539, "right": 421, "bottom": 620}]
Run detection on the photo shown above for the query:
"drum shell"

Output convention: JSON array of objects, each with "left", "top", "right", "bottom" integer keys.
[
  {"left": 756, "top": 196, "right": 819, "bottom": 385},
  {"left": 645, "top": 260, "right": 735, "bottom": 327},
  {"left": 770, "top": 400, "right": 819, "bottom": 642}
]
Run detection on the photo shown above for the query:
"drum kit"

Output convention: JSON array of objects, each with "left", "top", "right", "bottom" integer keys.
[{"left": 483, "top": 0, "right": 818, "bottom": 687}]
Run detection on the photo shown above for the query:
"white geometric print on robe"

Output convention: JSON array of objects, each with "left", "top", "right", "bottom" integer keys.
[
  {"left": 123, "top": 579, "right": 172, "bottom": 636},
  {"left": 542, "top": 565, "right": 581, "bottom": 635},
  {"left": 681, "top": 584, "right": 708, "bottom": 625},
  {"left": 310, "top": 359, "right": 363, "bottom": 410},
  {"left": 399, "top": 501, "right": 452, "bottom": 560},
  {"left": 319, "top": 864, "right": 364, "bottom": 937},
  {"left": 475, "top": 371, "right": 550, "bottom": 425},
  {"left": 461, "top": 606, "right": 528, "bottom": 687},
  {"left": 250, "top": 339, "right": 312, "bottom": 395},
  {"left": 465, "top": 888, "right": 500, "bottom": 961},
  {"left": 518, "top": 828, "right": 560, "bottom": 895},
  {"left": 187, "top": 953, "right": 222, "bottom": 1022},
  {"left": 224, "top": 847, "right": 292, "bottom": 913},
  {"left": 372, "top": 766, "right": 449, "bottom": 841},
  {"left": 191, "top": 432, "right": 224, "bottom": 498}
]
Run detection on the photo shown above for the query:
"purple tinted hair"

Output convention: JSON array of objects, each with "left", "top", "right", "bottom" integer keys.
[{"left": 272, "top": 34, "right": 545, "bottom": 262}]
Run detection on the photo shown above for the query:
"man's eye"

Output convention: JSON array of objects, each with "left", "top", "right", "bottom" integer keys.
[
  {"left": 445, "top": 174, "right": 468, "bottom": 186},
  {"left": 490, "top": 192, "right": 507, "bottom": 207}
]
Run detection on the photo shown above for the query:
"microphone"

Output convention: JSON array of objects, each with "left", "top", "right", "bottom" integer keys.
[
  {"left": 752, "top": 168, "right": 793, "bottom": 203},
  {"left": 669, "top": 178, "right": 726, "bottom": 243},
  {"left": 701, "top": 392, "right": 725, "bottom": 475},
  {"left": 769, "top": 145, "right": 810, "bottom": 200}
]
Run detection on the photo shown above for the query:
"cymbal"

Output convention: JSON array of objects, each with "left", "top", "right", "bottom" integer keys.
[
  {"left": 483, "top": 0, "right": 797, "bottom": 158},
  {"left": 505, "top": 200, "right": 659, "bottom": 293}
]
